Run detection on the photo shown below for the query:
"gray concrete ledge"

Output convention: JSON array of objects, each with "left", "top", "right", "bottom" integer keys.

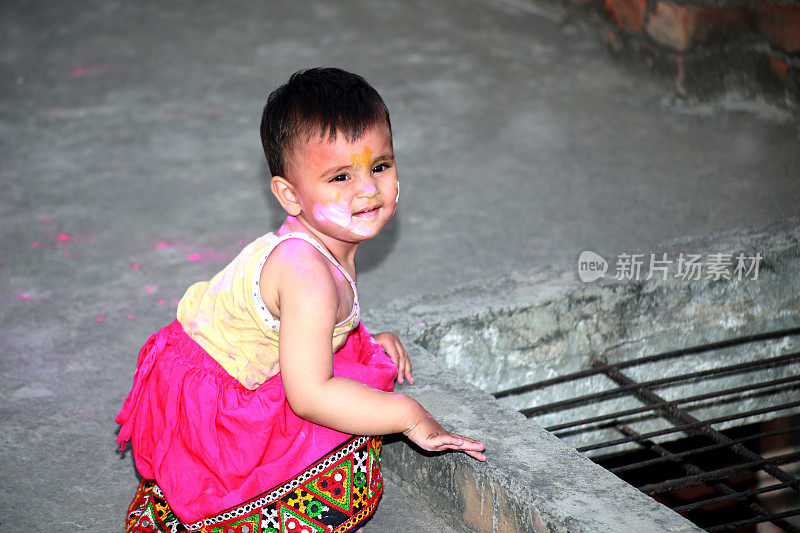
[
  {"left": 379, "top": 219, "right": 800, "bottom": 373},
  {"left": 364, "top": 219, "right": 800, "bottom": 532},
  {"left": 374, "top": 344, "right": 701, "bottom": 532}
]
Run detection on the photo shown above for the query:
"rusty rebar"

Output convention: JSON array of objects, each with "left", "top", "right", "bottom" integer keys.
[
  {"left": 592, "top": 360, "right": 800, "bottom": 493},
  {"left": 493, "top": 326, "right": 800, "bottom": 399}
]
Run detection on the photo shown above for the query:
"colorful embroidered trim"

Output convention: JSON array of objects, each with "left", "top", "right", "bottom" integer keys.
[{"left": 126, "top": 436, "right": 384, "bottom": 533}]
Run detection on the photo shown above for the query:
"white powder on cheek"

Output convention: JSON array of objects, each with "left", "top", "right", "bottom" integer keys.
[
  {"left": 313, "top": 202, "right": 351, "bottom": 228},
  {"left": 348, "top": 224, "right": 371, "bottom": 237},
  {"left": 348, "top": 208, "right": 373, "bottom": 236}
]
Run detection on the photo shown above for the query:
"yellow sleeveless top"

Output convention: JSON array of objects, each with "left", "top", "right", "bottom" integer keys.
[{"left": 176, "top": 231, "right": 360, "bottom": 390}]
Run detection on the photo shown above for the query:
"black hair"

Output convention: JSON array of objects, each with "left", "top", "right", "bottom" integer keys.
[{"left": 260, "top": 67, "right": 392, "bottom": 178}]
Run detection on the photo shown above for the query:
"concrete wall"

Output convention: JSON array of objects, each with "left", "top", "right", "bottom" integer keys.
[
  {"left": 372, "top": 344, "right": 702, "bottom": 532},
  {"left": 404, "top": 220, "right": 800, "bottom": 449},
  {"left": 364, "top": 219, "right": 799, "bottom": 531},
  {"left": 401, "top": 219, "right": 799, "bottom": 388},
  {"left": 523, "top": 0, "right": 800, "bottom": 106}
]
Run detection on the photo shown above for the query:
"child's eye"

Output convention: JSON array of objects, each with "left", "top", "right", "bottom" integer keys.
[
  {"left": 329, "top": 174, "right": 349, "bottom": 183},
  {"left": 372, "top": 163, "right": 389, "bottom": 174}
]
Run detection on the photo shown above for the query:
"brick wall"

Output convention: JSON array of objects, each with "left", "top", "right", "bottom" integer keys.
[{"left": 568, "top": 0, "right": 800, "bottom": 106}]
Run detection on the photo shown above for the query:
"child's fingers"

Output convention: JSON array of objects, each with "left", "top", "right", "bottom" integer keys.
[
  {"left": 405, "top": 419, "right": 486, "bottom": 461},
  {"left": 441, "top": 438, "right": 487, "bottom": 462},
  {"left": 464, "top": 449, "right": 488, "bottom": 462},
  {"left": 421, "top": 434, "right": 488, "bottom": 462},
  {"left": 430, "top": 435, "right": 486, "bottom": 462},
  {"left": 394, "top": 347, "right": 406, "bottom": 384},
  {"left": 405, "top": 363, "right": 414, "bottom": 384},
  {"left": 374, "top": 332, "right": 414, "bottom": 385},
  {"left": 402, "top": 366, "right": 414, "bottom": 384},
  {"left": 391, "top": 342, "right": 413, "bottom": 385},
  {"left": 425, "top": 433, "right": 465, "bottom": 450},
  {"left": 443, "top": 433, "right": 485, "bottom": 451},
  {"left": 440, "top": 433, "right": 486, "bottom": 451},
  {"left": 390, "top": 340, "right": 412, "bottom": 385},
  {"left": 428, "top": 433, "right": 484, "bottom": 451},
  {"left": 399, "top": 346, "right": 414, "bottom": 384},
  {"left": 375, "top": 335, "right": 413, "bottom": 385}
]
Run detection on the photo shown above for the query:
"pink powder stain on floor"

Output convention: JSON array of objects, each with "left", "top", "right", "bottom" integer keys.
[
  {"left": 131, "top": 263, "right": 141, "bottom": 270},
  {"left": 186, "top": 253, "right": 204, "bottom": 261},
  {"left": 156, "top": 299, "right": 165, "bottom": 306},
  {"left": 145, "top": 284, "right": 155, "bottom": 294},
  {"left": 20, "top": 293, "right": 31, "bottom": 300},
  {"left": 51, "top": 234, "right": 75, "bottom": 258},
  {"left": 156, "top": 242, "right": 171, "bottom": 249},
  {"left": 96, "top": 316, "right": 105, "bottom": 323},
  {"left": 57, "top": 234, "right": 74, "bottom": 258},
  {"left": 127, "top": 314, "right": 135, "bottom": 320},
  {"left": 27, "top": 222, "right": 78, "bottom": 253},
  {"left": 71, "top": 65, "right": 108, "bottom": 77}
]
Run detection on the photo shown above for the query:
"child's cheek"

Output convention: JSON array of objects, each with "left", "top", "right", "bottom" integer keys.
[{"left": 313, "top": 200, "right": 351, "bottom": 228}]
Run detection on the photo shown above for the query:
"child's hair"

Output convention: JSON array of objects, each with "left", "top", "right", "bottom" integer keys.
[{"left": 260, "top": 67, "right": 392, "bottom": 178}]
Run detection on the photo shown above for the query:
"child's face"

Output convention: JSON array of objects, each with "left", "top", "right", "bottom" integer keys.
[{"left": 286, "top": 123, "right": 399, "bottom": 243}]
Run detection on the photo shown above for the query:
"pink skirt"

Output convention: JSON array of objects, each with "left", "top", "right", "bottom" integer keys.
[{"left": 115, "top": 320, "right": 397, "bottom": 525}]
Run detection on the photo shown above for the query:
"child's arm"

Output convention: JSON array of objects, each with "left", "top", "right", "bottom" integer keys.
[
  {"left": 268, "top": 241, "right": 485, "bottom": 461},
  {"left": 370, "top": 335, "right": 476, "bottom": 453}
]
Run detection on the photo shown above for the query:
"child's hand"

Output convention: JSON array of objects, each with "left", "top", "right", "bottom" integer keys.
[
  {"left": 373, "top": 332, "right": 414, "bottom": 385},
  {"left": 403, "top": 414, "right": 487, "bottom": 462}
]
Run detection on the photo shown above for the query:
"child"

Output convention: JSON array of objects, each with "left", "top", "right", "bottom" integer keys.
[{"left": 116, "top": 67, "right": 486, "bottom": 533}]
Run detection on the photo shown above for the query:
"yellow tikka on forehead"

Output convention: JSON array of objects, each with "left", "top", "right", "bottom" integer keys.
[{"left": 349, "top": 146, "right": 372, "bottom": 168}]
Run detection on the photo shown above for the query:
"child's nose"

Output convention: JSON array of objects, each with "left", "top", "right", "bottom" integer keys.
[{"left": 355, "top": 173, "right": 379, "bottom": 197}]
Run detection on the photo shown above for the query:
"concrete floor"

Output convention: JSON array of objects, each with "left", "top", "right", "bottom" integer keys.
[{"left": 1, "top": 0, "right": 798, "bottom": 530}]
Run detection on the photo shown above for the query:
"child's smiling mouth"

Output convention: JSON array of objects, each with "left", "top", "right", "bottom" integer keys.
[{"left": 352, "top": 205, "right": 381, "bottom": 217}]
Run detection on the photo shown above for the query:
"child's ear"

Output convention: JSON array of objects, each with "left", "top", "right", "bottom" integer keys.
[{"left": 270, "top": 176, "right": 301, "bottom": 216}]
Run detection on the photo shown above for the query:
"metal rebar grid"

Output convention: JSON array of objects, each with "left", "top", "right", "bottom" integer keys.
[
  {"left": 614, "top": 424, "right": 800, "bottom": 533},
  {"left": 673, "top": 482, "right": 797, "bottom": 513},
  {"left": 705, "top": 509, "right": 800, "bottom": 532},
  {"left": 575, "top": 400, "right": 800, "bottom": 452},
  {"left": 492, "top": 327, "right": 800, "bottom": 399},
  {"left": 609, "top": 424, "right": 800, "bottom": 475},
  {"left": 544, "top": 375, "right": 800, "bottom": 434},
  {"left": 518, "top": 351, "right": 800, "bottom": 418},
  {"left": 495, "top": 327, "right": 800, "bottom": 532}
]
